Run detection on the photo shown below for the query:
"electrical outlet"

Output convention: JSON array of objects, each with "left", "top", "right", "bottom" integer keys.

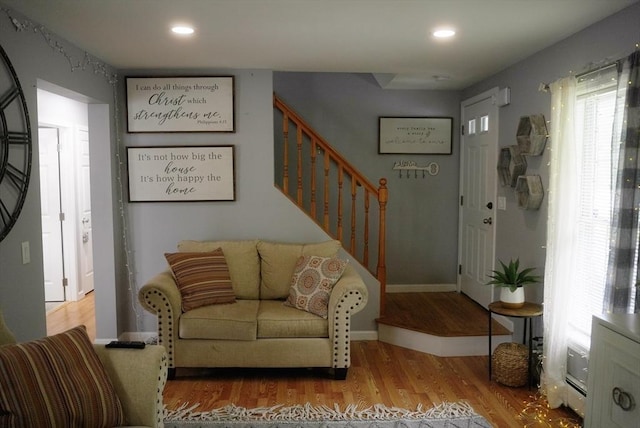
[
  {"left": 498, "top": 196, "right": 507, "bottom": 210},
  {"left": 21, "top": 241, "right": 30, "bottom": 264}
]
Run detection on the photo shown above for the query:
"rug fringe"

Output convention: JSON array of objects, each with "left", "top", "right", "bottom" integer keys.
[{"left": 164, "top": 401, "right": 480, "bottom": 422}]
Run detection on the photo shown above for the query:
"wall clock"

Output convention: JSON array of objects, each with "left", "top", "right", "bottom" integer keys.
[{"left": 0, "top": 44, "right": 32, "bottom": 242}]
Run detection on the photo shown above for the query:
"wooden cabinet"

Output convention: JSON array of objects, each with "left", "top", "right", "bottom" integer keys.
[{"left": 585, "top": 313, "right": 640, "bottom": 427}]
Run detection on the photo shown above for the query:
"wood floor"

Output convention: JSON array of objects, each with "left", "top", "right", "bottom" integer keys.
[
  {"left": 377, "top": 291, "right": 511, "bottom": 336},
  {"left": 47, "top": 292, "right": 582, "bottom": 427},
  {"left": 46, "top": 292, "right": 96, "bottom": 341}
]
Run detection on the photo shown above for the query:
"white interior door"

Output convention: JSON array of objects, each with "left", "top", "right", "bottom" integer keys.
[
  {"left": 76, "top": 127, "right": 94, "bottom": 294},
  {"left": 39, "top": 127, "right": 65, "bottom": 302},
  {"left": 458, "top": 88, "right": 499, "bottom": 308}
]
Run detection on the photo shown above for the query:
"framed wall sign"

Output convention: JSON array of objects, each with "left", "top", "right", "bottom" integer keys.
[
  {"left": 126, "top": 76, "right": 234, "bottom": 132},
  {"left": 127, "top": 145, "right": 235, "bottom": 202},
  {"left": 379, "top": 116, "right": 453, "bottom": 154}
]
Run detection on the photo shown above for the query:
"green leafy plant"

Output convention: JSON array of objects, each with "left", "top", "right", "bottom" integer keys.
[{"left": 486, "top": 258, "right": 541, "bottom": 292}]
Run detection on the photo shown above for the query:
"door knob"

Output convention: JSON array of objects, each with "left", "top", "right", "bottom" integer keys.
[
  {"left": 486, "top": 202, "right": 493, "bottom": 209},
  {"left": 483, "top": 217, "right": 492, "bottom": 225}
]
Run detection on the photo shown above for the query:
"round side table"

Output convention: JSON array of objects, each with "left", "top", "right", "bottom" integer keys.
[{"left": 488, "top": 301, "right": 543, "bottom": 388}]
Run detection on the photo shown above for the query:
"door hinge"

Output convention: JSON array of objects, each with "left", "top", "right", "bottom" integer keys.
[
  {"left": 460, "top": 195, "right": 463, "bottom": 206},
  {"left": 59, "top": 212, "right": 65, "bottom": 221},
  {"left": 458, "top": 264, "right": 462, "bottom": 275},
  {"left": 461, "top": 125, "right": 465, "bottom": 136},
  {"left": 62, "top": 278, "right": 68, "bottom": 287}
]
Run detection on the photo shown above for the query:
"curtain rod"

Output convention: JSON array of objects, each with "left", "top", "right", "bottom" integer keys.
[
  {"left": 538, "top": 43, "right": 638, "bottom": 93},
  {"left": 574, "top": 60, "right": 620, "bottom": 80}
]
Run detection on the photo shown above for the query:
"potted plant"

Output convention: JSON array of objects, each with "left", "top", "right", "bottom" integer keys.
[{"left": 486, "top": 258, "right": 541, "bottom": 308}]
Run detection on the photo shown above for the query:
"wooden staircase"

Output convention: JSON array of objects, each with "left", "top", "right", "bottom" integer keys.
[
  {"left": 273, "top": 94, "right": 388, "bottom": 313},
  {"left": 273, "top": 96, "right": 511, "bottom": 357}
]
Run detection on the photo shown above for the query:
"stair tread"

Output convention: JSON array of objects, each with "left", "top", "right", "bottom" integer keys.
[{"left": 377, "top": 292, "right": 511, "bottom": 337}]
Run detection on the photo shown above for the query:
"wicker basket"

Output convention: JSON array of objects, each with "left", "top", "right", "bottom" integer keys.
[{"left": 492, "top": 342, "right": 528, "bottom": 387}]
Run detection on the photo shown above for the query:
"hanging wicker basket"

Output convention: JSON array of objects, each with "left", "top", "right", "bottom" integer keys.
[{"left": 492, "top": 342, "right": 528, "bottom": 387}]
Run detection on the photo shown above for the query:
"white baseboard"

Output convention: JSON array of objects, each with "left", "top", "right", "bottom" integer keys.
[
  {"left": 386, "top": 283, "right": 457, "bottom": 293},
  {"left": 351, "top": 330, "right": 378, "bottom": 341},
  {"left": 94, "top": 338, "right": 118, "bottom": 345},
  {"left": 378, "top": 323, "right": 512, "bottom": 357},
  {"left": 119, "top": 331, "right": 158, "bottom": 343}
]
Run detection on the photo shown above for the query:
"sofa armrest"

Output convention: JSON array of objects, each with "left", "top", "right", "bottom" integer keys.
[
  {"left": 139, "top": 270, "right": 182, "bottom": 370},
  {"left": 328, "top": 265, "right": 368, "bottom": 370},
  {"left": 94, "top": 345, "right": 168, "bottom": 428}
]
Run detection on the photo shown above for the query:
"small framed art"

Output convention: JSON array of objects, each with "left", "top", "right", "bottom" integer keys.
[{"left": 379, "top": 116, "right": 453, "bottom": 154}]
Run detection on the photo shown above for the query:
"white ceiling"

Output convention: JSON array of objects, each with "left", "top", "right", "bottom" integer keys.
[{"left": 2, "top": 0, "right": 638, "bottom": 89}]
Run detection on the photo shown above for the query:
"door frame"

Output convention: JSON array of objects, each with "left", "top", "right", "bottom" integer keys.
[
  {"left": 457, "top": 87, "right": 500, "bottom": 307},
  {"left": 39, "top": 123, "right": 83, "bottom": 302}
]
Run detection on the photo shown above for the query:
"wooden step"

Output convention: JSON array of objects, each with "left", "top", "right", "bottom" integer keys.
[{"left": 376, "top": 292, "right": 512, "bottom": 357}]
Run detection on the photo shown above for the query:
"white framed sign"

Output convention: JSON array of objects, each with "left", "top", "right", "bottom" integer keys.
[
  {"left": 127, "top": 146, "right": 235, "bottom": 202},
  {"left": 379, "top": 117, "right": 453, "bottom": 154},
  {"left": 126, "top": 76, "right": 234, "bottom": 132}
]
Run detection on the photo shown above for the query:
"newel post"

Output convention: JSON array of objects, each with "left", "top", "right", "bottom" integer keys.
[{"left": 377, "top": 178, "right": 388, "bottom": 316}]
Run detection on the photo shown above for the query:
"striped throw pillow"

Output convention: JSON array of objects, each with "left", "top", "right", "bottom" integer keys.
[
  {"left": 0, "top": 325, "right": 125, "bottom": 427},
  {"left": 165, "top": 248, "right": 236, "bottom": 311}
]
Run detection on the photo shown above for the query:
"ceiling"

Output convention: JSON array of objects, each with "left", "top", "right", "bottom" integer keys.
[{"left": 2, "top": 0, "right": 638, "bottom": 90}]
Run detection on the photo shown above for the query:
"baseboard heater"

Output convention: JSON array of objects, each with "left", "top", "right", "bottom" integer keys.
[{"left": 565, "top": 344, "right": 589, "bottom": 417}]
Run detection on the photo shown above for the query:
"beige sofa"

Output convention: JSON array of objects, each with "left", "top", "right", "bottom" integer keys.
[
  {"left": 0, "top": 312, "right": 168, "bottom": 428},
  {"left": 139, "top": 239, "right": 368, "bottom": 379}
]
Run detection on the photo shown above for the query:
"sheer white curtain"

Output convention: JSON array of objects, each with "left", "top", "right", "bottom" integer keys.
[{"left": 541, "top": 76, "right": 578, "bottom": 408}]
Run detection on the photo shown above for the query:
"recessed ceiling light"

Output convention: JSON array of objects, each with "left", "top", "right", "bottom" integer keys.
[
  {"left": 432, "top": 28, "right": 456, "bottom": 38},
  {"left": 171, "top": 25, "right": 195, "bottom": 35}
]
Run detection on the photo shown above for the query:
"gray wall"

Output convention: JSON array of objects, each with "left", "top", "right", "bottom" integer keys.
[
  {"left": 0, "top": 6, "right": 120, "bottom": 341},
  {"left": 462, "top": 2, "right": 640, "bottom": 308},
  {"left": 273, "top": 73, "right": 461, "bottom": 285}
]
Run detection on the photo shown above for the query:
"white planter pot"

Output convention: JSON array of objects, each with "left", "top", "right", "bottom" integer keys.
[{"left": 500, "top": 287, "right": 525, "bottom": 308}]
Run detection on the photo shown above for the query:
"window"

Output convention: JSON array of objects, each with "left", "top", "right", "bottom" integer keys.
[
  {"left": 568, "top": 64, "right": 621, "bottom": 348},
  {"left": 468, "top": 118, "right": 476, "bottom": 135},
  {"left": 480, "top": 115, "right": 489, "bottom": 132}
]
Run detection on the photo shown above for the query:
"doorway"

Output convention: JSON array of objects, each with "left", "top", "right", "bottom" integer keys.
[
  {"left": 38, "top": 89, "right": 95, "bottom": 327},
  {"left": 457, "top": 87, "right": 500, "bottom": 309}
]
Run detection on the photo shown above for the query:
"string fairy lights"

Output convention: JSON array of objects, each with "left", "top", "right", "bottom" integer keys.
[
  {"left": 2, "top": 7, "right": 144, "bottom": 331},
  {"left": 518, "top": 392, "right": 581, "bottom": 427}
]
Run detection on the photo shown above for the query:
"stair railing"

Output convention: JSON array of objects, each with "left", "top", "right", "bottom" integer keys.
[{"left": 273, "top": 94, "right": 388, "bottom": 314}]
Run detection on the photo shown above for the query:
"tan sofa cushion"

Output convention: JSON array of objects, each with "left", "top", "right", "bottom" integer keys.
[
  {"left": 177, "top": 239, "right": 260, "bottom": 299},
  {"left": 257, "top": 300, "right": 328, "bottom": 338},
  {"left": 179, "top": 300, "right": 259, "bottom": 341},
  {"left": 257, "top": 240, "right": 342, "bottom": 299},
  {"left": 0, "top": 310, "right": 16, "bottom": 346}
]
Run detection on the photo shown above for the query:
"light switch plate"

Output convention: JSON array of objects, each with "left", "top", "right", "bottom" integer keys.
[
  {"left": 21, "top": 241, "right": 30, "bottom": 264},
  {"left": 498, "top": 196, "right": 507, "bottom": 210}
]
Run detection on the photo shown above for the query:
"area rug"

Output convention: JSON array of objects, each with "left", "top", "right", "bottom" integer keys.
[{"left": 164, "top": 401, "right": 493, "bottom": 427}]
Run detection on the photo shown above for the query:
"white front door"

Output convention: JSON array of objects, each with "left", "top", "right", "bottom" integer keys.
[
  {"left": 39, "top": 127, "right": 65, "bottom": 302},
  {"left": 458, "top": 88, "right": 499, "bottom": 308},
  {"left": 76, "top": 127, "right": 94, "bottom": 295}
]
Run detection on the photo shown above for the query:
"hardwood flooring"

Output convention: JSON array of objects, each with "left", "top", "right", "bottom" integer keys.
[
  {"left": 164, "top": 342, "right": 580, "bottom": 427},
  {"left": 47, "top": 291, "right": 582, "bottom": 427},
  {"left": 377, "top": 291, "right": 511, "bottom": 336},
  {"left": 46, "top": 291, "right": 96, "bottom": 341}
]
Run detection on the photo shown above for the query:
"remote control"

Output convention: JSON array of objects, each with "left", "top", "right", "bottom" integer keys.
[{"left": 105, "top": 340, "right": 146, "bottom": 349}]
